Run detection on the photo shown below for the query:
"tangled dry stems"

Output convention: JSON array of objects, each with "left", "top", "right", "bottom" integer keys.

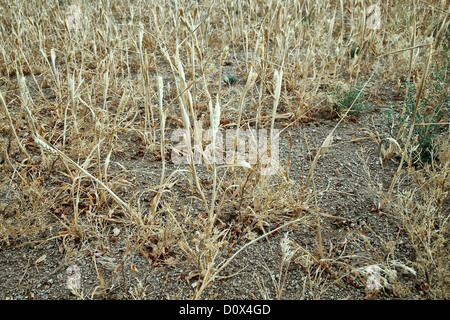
[{"left": 0, "top": 0, "right": 448, "bottom": 299}]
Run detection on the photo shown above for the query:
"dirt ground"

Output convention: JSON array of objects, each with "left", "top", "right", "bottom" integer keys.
[
  {"left": 0, "top": 91, "right": 427, "bottom": 300},
  {"left": 0, "top": 1, "right": 448, "bottom": 301}
]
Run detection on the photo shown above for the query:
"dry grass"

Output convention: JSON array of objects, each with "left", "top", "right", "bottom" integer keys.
[{"left": 0, "top": 0, "right": 448, "bottom": 300}]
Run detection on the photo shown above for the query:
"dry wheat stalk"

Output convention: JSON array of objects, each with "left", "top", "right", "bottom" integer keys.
[{"left": 381, "top": 44, "right": 434, "bottom": 208}]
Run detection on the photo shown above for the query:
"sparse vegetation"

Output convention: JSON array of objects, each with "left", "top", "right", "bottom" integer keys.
[
  {"left": 383, "top": 62, "right": 449, "bottom": 165},
  {"left": 224, "top": 76, "right": 238, "bottom": 85},
  {"left": 0, "top": 0, "right": 448, "bottom": 301},
  {"left": 330, "top": 80, "right": 368, "bottom": 117}
]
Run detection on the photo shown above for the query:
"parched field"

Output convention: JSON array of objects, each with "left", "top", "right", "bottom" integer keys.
[{"left": 0, "top": 0, "right": 449, "bottom": 300}]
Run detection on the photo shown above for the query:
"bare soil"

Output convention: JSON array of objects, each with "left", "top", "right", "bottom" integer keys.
[{"left": 0, "top": 91, "right": 427, "bottom": 300}]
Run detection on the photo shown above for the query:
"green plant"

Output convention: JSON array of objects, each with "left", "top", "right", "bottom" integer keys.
[
  {"left": 330, "top": 80, "right": 367, "bottom": 116},
  {"left": 383, "top": 63, "right": 450, "bottom": 165},
  {"left": 224, "top": 75, "right": 238, "bottom": 85},
  {"left": 433, "top": 17, "right": 450, "bottom": 50},
  {"left": 350, "top": 45, "right": 360, "bottom": 58}
]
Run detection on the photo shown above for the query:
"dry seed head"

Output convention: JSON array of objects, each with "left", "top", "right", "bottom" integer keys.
[
  {"left": 221, "top": 46, "right": 229, "bottom": 61},
  {"left": 212, "top": 100, "right": 221, "bottom": 133},
  {"left": 273, "top": 69, "right": 283, "bottom": 102},
  {"left": 193, "top": 6, "right": 198, "bottom": 20},
  {"left": 157, "top": 76, "right": 165, "bottom": 133},
  {"left": 280, "top": 233, "right": 296, "bottom": 263},
  {"left": 219, "top": 161, "right": 252, "bottom": 170},
  {"left": 50, "top": 49, "right": 56, "bottom": 70},
  {"left": 271, "top": 69, "right": 283, "bottom": 137},
  {"left": 194, "top": 43, "right": 203, "bottom": 61},
  {"left": 174, "top": 46, "right": 189, "bottom": 101},
  {"left": 161, "top": 46, "right": 172, "bottom": 66},
  {"left": 68, "top": 78, "right": 75, "bottom": 93},
  {"left": 245, "top": 68, "right": 258, "bottom": 89},
  {"left": 19, "top": 76, "right": 28, "bottom": 100},
  {"left": 275, "top": 4, "right": 283, "bottom": 32},
  {"left": 35, "top": 136, "right": 57, "bottom": 154},
  {"left": 389, "top": 260, "right": 417, "bottom": 276},
  {"left": 236, "top": 161, "right": 252, "bottom": 169},
  {"left": 157, "top": 76, "right": 164, "bottom": 110},
  {"left": 319, "top": 134, "right": 333, "bottom": 156},
  {"left": 180, "top": 98, "right": 191, "bottom": 131},
  {"left": 138, "top": 28, "right": 144, "bottom": 51},
  {"left": 180, "top": 16, "right": 191, "bottom": 31},
  {"left": 264, "top": 26, "right": 269, "bottom": 42},
  {"left": 208, "top": 100, "right": 213, "bottom": 119},
  {"left": 174, "top": 44, "right": 181, "bottom": 69},
  {"left": 156, "top": 5, "right": 164, "bottom": 20}
]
